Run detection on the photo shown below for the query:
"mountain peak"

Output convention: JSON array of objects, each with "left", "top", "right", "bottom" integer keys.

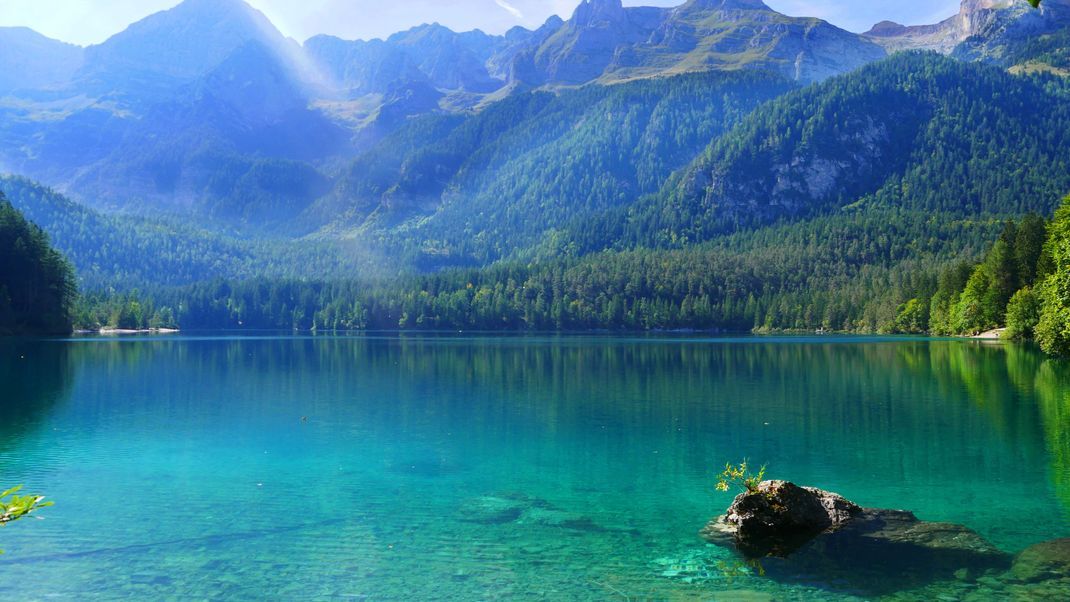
[
  {"left": 81, "top": 0, "right": 294, "bottom": 96},
  {"left": 571, "top": 0, "right": 627, "bottom": 26},
  {"left": 864, "top": 21, "right": 908, "bottom": 37},
  {"left": 681, "top": 0, "right": 770, "bottom": 10}
]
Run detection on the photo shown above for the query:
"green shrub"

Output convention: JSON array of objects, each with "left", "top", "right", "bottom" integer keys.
[{"left": 716, "top": 460, "right": 767, "bottom": 494}]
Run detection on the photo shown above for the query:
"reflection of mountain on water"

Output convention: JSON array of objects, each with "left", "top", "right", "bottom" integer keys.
[{"left": 0, "top": 341, "right": 75, "bottom": 454}]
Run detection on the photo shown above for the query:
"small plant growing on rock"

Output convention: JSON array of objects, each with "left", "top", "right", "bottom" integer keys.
[{"left": 716, "top": 460, "right": 767, "bottom": 494}]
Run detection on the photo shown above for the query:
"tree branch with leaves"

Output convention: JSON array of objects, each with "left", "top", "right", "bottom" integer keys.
[{"left": 1, "top": 485, "right": 53, "bottom": 555}]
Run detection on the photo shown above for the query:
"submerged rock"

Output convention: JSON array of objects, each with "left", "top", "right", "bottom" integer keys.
[
  {"left": 1011, "top": 538, "right": 1070, "bottom": 583},
  {"left": 701, "top": 481, "right": 1012, "bottom": 595},
  {"left": 712, "top": 480, "right": 862, "bottom": 555},
  {"left": 457, "top": 493, "right": 638, "bottom": 535},
  {"left": 457, "top": 495, "right": 526, "bottom": 525}
]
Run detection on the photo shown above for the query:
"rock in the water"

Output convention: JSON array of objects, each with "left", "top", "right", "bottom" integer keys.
[
  {"left": 1011, "top": 538, "right": 1070, "bottom": 583},
  {"left": 701, "top": 481, "right": 1012, "bottom": 596},
  {"left": 705, "top": 480, "right": 862, "bottom": 556}
]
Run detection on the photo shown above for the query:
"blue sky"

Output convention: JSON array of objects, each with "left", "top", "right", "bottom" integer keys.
[{"left": 0, "top": 0, "right": 963, "bottom": 46}]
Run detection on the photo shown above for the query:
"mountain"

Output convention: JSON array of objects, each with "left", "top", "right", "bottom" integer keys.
[
  {"left": 2, "top": 0, "right": 1069, "bottom": 242},
  {"left": 512, "top": 0, "right": 887, "bottom": 86},
  {"left": 65, "top": 41, "right": 347, "bottom": 219},
  {"left": 307, "top": 23, "right": 508, "bottom": 99},
  {"left": 75, "top": 0, "right": 307, "bottom": 106},
  {"left": 0, "top": 28, "right": 84, "bottom": 94},
  {"left": 575, "top": 52, "right": 1070, "bottom": 252},
  {"left": 0, "top": 0, "right": 345, "bottom": 219},
  {"left": 159, "top": 53, "right": 1070, "bottom": 335},
  {"left": 865, "top": 0, "right": 1070, "bottom": 71}
]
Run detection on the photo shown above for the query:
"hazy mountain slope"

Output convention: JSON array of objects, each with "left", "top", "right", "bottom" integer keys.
[
  {"left": 0, "top": 3, "right": 346, "bottom": 224},
  {"left": 0, "top": 28, "right": 84, "bottom": 94},
  {"left": 0, "top": 176, "right": 367, "bottom": 289},
  {"left": 571, "top": 53, "right": 1070, "bottom": 253},
  {"left": 76, "top": 0, "right": 306, "bottom": 106},
  {"left": 65, "top": 42, "right": 347, "bottom": 221}
]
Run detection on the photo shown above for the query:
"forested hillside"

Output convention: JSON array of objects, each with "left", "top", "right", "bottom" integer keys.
[
  {"left": 0, "top": 193, "right": 76, "bottom": 335},
  {"left": 572, "top": 53, "right": 1070, "bottom": 253},
  {"left": 306, "top": 70, "right": 794, "bottom": 267}
]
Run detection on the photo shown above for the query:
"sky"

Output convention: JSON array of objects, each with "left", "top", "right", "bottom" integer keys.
[{"left": 0, "top": 0, "right": 963, "bottom": 46}]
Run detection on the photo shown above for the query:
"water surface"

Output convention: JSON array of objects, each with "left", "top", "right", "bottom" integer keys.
[{"left": 1, "top": 335, "right": 1068, "bottom": 599}]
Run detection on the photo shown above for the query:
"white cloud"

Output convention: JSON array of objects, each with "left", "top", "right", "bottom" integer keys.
[{"left": 494, "top": 0, "right": 524, "bottom": 19}]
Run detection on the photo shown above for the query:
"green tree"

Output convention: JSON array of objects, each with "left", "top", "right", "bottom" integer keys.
[
  {"left": 1014, "top": 214, "right": 1049, "bottom": 288},
  {"left": 890, "top": 298, "right": 929, "bottom": 334},
  {"left": 1004, "top": 287, "right": 1041, "bottom": 341},
  {"left": 1037, "top": 196, "right": 1070, "bottom": 355},
  {"left": 0, "top": 193, "right": 76, "bottom": 335},
  {"left": 953, "top": 266, "right": 995, "bottom": 335}
]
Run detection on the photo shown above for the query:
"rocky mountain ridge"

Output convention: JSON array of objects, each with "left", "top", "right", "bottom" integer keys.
[{"left": 865, "top": 0, "right": 1070, "bottom": 57}]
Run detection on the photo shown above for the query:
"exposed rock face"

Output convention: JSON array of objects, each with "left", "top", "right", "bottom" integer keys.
[
  {"left": 1011, "top": 538, "right": 1070, "bottom": 583},
  {"left": 864, "top": 0, "right": 1070, "bottom": 56}
]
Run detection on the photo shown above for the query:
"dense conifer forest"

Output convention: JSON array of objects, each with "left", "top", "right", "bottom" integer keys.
[{"left": 0, "top": 193, "right": 76, "bottom": 335}]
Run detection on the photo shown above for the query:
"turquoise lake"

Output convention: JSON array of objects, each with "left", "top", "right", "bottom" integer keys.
[{"left": 1, "top": 335, "right": 1069, "bottom": 599}]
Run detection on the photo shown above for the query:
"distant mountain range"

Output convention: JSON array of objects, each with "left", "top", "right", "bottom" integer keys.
[{"left": 0, "top": 0, "right": 1068, "bottom": 263}]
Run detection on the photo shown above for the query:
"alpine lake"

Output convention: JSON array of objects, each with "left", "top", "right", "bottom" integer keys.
[{"left": 1, "top": 334, "right": 1068, "bottom": 600}]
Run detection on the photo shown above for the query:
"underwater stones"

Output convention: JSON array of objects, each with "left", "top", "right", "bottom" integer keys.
[
  {"left": 455, "top": 492, "right": 643, "bottom": 540},
  {"left": 1011, "top": 538, "right": 1070, "bottom": 583},
  {"left": 456, "top": 493, "right": 612, "bottom": 532},
  {"left": 457, "top": 495, "right": 527, "bottom": 525}
]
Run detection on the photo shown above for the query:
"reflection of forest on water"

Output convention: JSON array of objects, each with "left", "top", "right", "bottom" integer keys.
[
  {"left": 0, "top": 340, "right": 74, "bottom": 464},
  {"left": 2, "top": 336, "right": 1069, "bottom": 516}
]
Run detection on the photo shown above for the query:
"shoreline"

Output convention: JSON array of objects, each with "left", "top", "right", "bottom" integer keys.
[{"left": 77, "top": 328, "right": 181, "bottom": 336}]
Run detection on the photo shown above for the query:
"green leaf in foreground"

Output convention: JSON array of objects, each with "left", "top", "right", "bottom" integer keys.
[{"left": 0, "top": 485, "right": 54, "bottom": 555}]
